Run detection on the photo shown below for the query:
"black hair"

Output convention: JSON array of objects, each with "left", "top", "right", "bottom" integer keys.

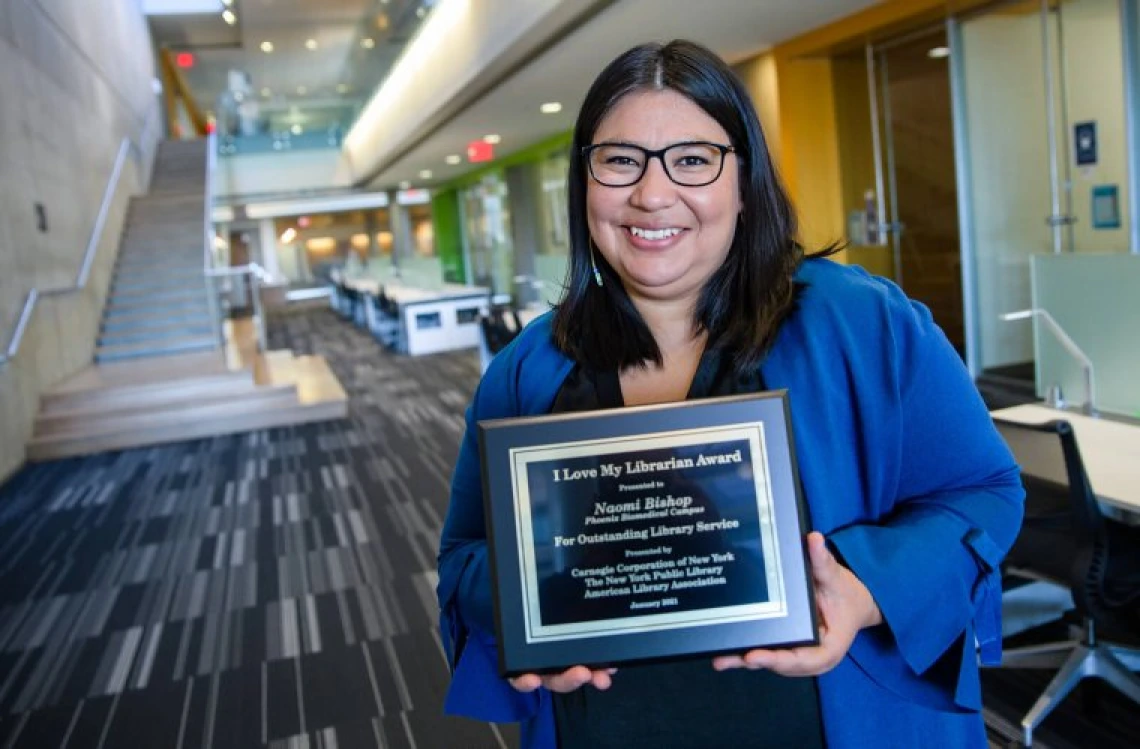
[{"left": 551, "top": 39, "right": 835, "bottom": 375}]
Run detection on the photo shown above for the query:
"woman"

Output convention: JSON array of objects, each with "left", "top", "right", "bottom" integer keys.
[{"left": 437, "top": 40, "right": 1023, "bottom": 748}]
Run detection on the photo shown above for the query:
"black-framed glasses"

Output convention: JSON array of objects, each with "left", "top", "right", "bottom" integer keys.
[{"left": 583, "top": 141, "right": 737, "bottom": 187}]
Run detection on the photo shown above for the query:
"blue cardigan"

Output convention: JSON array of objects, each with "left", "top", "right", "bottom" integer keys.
[{"left": 437, "top": 260, "right": 1024, "bottom": 747}]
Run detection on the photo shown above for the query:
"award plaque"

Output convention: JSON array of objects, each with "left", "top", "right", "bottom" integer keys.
[{"left": 477, "top": 390, "right": 818, "bottom": 677}]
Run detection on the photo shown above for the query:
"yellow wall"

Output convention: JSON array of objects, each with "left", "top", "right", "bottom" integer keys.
[{"left": 735, "top": 0, "right": 997, "bottom": 259}]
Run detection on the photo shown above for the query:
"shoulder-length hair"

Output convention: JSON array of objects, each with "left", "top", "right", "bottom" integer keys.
[{"left": 551, "top": 39, "right": 827, "bottom": 375}]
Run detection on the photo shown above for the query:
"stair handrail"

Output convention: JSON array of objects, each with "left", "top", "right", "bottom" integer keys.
[
  {"left": 203, "top": 129, "right": 224, "bottom": 347},
  {"left": 1, "top": 108, "right": 157, "bottom": 368},
  {"left": 205, "top": 262, "right": 278, "bottom": 351}
]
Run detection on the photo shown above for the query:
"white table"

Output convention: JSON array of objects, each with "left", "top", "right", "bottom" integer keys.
[
  {"left": 343, "top": 278, "right": 491, "bottom": 356},
  {"left": 991, "top": 404, "right": 1140, "bottom": 521}
]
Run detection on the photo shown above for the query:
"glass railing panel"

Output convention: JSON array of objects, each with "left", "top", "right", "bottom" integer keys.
[{"left": 1031, "top": 253, "right": 1140, "bottom": 418}]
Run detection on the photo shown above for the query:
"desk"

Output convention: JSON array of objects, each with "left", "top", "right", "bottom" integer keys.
[
  {"left": 991, "top": 404, "right": 1140, "bottom": 521},
  {"left": 343, "top": 278, "right": 490, "bottom": 356}
]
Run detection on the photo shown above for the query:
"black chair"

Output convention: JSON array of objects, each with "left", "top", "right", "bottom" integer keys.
[
  {"left": 991, "top": 417, "right": 1140, "bottom": 746},
  {"left": 367, "top": 291, "right": 403, "bottom": 351},
  {"left": 479, "top": 304, "right": 522, "bottom": 356}
]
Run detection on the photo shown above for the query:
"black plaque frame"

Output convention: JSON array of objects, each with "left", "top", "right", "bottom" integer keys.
[{"left": 477, "top": 391, "right": 818, "bottom": 677}]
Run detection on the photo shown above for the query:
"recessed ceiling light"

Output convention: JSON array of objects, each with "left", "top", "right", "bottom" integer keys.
[
  {"left": 361, "top": 38, "right": 375, "bottom": 49},
  {"left": 419, "top": 169, "right": 433, "bottom": 179},
  {"left": 222, "top": 9, "right": 236, "bottom": 25},
  {"left": 336, "top": 83, "right": 349, "bottom": 94},
  {"left": 296, "top": 86, "right": 307, "bottom": 95},
  {"left": 540, "top": 102, "right": 562, "bottom": 114},
  {"left": 260, "top": 41, "right": 274, "bottom": 53},
  {"left": 260, "top": 87, "right": 271, "bottom": 97},
  {"left": 927, "top": 46, "right": 951, "bottom": 59},
  {"left": 291, "top": 124, "right": 303, "bottom": 135},
  {"left": 483, "top": 133, "right": 502, "bottom": 145},
  {"left": 305, "top": 39, "right": 318, "bottom": 51},
  {"left": 399, "top": 180, "right": 411, "bottom": 190},
  {"left": 416, "top": 6, "right": 426, "bottom": 17},
  {"left": 222, "top": 0, "right": 233, "bottom": 6},
  {"left": 445, "top": 154, "right": 461, "bottom": 165}
]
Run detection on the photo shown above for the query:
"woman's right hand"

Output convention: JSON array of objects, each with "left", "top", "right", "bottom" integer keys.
[{"left": 509, "top": 666, "right": 618, "bottom": 693}]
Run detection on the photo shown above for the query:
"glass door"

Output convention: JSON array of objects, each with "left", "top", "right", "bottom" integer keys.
[
  {"left": 868, "top": 28, "right": 965, "bottom": 354},
  {"left": 955, "top": 0, "right": 1130, "bottom": 381},
  {"left": 459, "top": 173, "right": 515, "bottom": 293}
]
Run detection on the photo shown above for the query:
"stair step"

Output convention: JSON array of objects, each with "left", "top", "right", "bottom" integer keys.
[
  {"left": 105, "top": 289, "right": 206, "bottom": 307},
  {"left": 42, "top": 355, "right": 243, "bottom": 413},
  {"left": 112, "top": 271, "right": 206, "bottom": 290},
  {"left": 99, "top": 323, "right": 215, "bottom": 346},
  {"left": 104, "top": 299, "right": 208, "bottom": 318},
  {"left": 34, "top": 380, "right": 297, "bottom": 438},
  {"left": 36, "top": 368, "right": 257, "bottom": 422},
  {"left": 26, "top": 391, "right": 349, "bottom": 461},
  {"left": 111, "top": 281, "right": 206, "bottom": 298},
  {"left": 115, "top": 253, "right": 201, "bottom": 268},
  {"left": 102, "top": 312, "right": 214, "bottom": 333},
  {"left": 113, "top": 270, "right": 204, "bottom": 288},
  {"left": 95, "top": 334, "right": 218, "bottom": 363}
]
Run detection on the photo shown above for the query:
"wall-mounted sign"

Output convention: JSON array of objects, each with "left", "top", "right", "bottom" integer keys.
[
  {"left": 397, "top": 188, "right": 431, "bottom": 206},
  {"left": 1092, "top": 185, "right": 1120, "bottom": 229},
  {"left": 1074, "top": 121, "right": 1097, "bottom": 166},
  {"left": 467, "top": 140, "right": 494, "bottom": 163}
]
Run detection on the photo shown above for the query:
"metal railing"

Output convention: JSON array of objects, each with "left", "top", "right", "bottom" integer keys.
[
  {"left": 205, "top": 263, "right": 276, "bottom": 351},
  {"left": 203, "top": 130, "right": 223, "bottom": 348},
  {"left": 1, "top": 111, "right": 156, "bottom": 368},
  {"left": 202, "top": 128, "right": 281, "bottom": 354}
]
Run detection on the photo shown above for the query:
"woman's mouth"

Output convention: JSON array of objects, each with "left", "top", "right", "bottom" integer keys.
[{"left": 627, "top": 226, "right": 683, "bottom": 241}]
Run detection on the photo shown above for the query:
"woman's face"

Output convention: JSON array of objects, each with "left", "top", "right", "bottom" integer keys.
[{"left": 586, "top": 88, "right": 741, "bottom": 309}]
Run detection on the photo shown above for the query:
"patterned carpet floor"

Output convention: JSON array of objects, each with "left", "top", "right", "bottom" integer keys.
[{"left": 0, "top": 308, "right": 1135, "bottom": 748}]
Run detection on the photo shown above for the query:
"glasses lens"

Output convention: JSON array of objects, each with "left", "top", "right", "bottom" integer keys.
[
  {"left": 664, "top": 143, "right": 725, "bottom": 186},
  {"left": 588, "top": 145, "right": 646, "bottom": 186}
]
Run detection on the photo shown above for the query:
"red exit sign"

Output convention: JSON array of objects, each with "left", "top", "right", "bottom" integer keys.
[{"left": 466, "top": 140, "right": 494, "bottom": 163}]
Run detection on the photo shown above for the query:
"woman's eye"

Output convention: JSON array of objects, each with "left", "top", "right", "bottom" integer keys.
[{"left": 675, "top": 155, "right": 711, "bottom": 167}]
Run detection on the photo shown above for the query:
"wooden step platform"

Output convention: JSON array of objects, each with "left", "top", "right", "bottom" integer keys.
[{"left": 30, "top": 343, "right": 348, "bottom": 461}]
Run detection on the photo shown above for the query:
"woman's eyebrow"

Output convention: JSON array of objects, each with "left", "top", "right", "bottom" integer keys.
[{"left": 592, "top": 138, "right": 715, "bottom": 147}]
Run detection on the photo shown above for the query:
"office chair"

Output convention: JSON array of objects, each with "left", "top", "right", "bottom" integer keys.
[
  {"left": 479, "top": 303, "right": 522, "bottom": 355},
  {"left": 992, "top": 417, "right": 1140, "bottom": 746},
  {"left": 367, "top": 291, "right": 403, "bottom": 351}
]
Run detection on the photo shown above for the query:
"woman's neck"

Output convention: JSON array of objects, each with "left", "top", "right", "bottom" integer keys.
[
  {"left": 619, "top": 295, "right": 707, "bottom": 406},
  {"left": 632, "top": 295, "right": 702, "bottom": 359}
]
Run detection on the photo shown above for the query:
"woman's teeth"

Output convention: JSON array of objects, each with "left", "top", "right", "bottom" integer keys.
[{"left": 629, "top": 227, "right": 681, "bottom": 241}]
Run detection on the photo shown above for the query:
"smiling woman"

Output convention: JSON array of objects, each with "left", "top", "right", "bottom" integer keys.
[{"left": 437, "top": 39, "right": 1025, "bottom": 749}]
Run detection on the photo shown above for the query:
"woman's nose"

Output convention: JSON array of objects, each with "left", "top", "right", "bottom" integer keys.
[{"left": 630, "top": 156, "right": 677, "bottom": 209}]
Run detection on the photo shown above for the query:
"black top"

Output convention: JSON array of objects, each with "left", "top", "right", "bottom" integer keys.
[{"left": 549, "top": 349, "right": 825, "bottom": 749}]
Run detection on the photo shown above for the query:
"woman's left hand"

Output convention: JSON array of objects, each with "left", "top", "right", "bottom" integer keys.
[{"left": 712, "top": 531, "right": 882, "bottom": 677}]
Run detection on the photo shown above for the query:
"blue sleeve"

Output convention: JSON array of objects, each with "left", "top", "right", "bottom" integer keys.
[
  {"left": 827, "top": 280, "right": 1024, "bottom": 707},
  {"left": 435, "top": 319, "right": 570, "bottom": 735}
]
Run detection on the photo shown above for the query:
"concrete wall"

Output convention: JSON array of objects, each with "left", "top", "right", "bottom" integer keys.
[{"left": 0, "top": 0, "right": 159, "bottom": 483}]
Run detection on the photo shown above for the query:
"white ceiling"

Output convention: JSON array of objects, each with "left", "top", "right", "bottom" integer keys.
[
  {"left": 151, "top": 0, "right": 879, "bottom": 192},
  {"left": 155, "top": 0, "right": 425, "bottom": 107},
  {"left": 372, "top": 0, "right": 878, "bottom": 190}
]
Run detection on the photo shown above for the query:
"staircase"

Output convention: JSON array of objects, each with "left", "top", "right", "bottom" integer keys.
[
  {"left": 25, "top": 141, "right": 350, "bottom": 461},
  {"left": 96, "top": 140, "right": 217, "bottom": 363},
  {"left": 29, "top": 345, "right": 348, "bottom": 461}
]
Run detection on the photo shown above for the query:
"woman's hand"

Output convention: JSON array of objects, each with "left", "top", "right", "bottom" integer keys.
[
  {"left": 509, "top": 666, "right": 618, "bottom": 693},
  {"left": 712, "top": 531, "right": 882, "bottom": 677}
]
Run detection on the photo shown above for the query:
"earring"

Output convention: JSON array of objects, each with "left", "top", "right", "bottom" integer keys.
[{"left": 589, "top": 243, "right": 604, "bottom": 287}]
